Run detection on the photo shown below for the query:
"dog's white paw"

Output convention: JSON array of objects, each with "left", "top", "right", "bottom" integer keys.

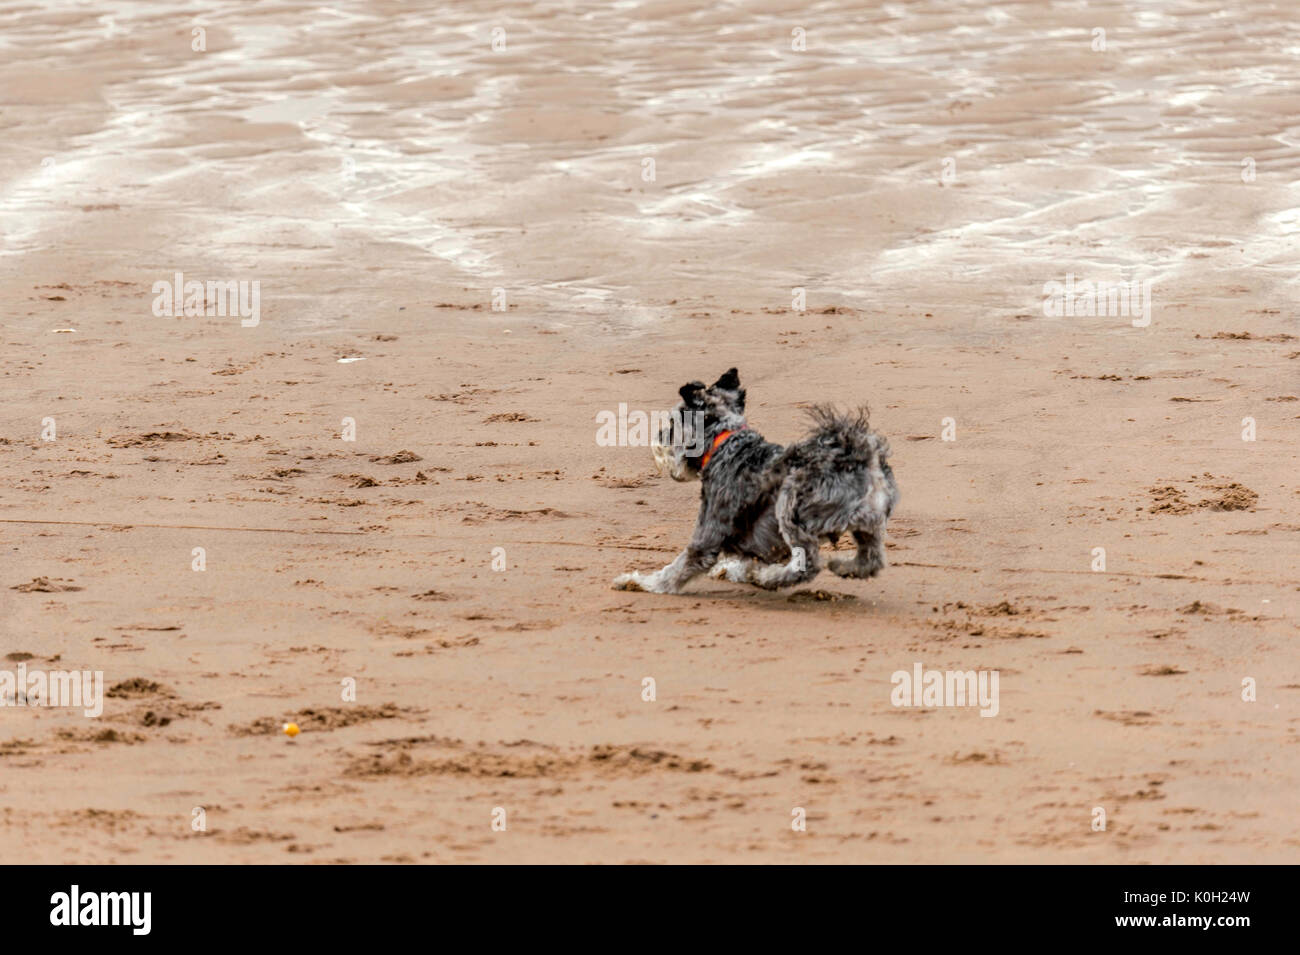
[
  {"left": 612, "top": 573, "right": 647, "bottom": 592},
  {"left": 709, "top": 557, "right": 751, "bottom": 583}
]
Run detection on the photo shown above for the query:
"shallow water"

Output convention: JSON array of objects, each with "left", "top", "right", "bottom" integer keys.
[{"left": 2, "top": 0, "right": 1297, "bottom": 320}]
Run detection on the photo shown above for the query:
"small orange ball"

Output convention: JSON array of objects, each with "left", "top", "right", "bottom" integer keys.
[{"left": 283, "top": 722, "right": 300, "bottom": 738}]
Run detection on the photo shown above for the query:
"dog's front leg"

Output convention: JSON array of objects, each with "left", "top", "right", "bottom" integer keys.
[
  {"left": 709, "top": 554, "right": 755, "bottom": 583},
  {"left": 613, "top": 506, "right": 724, "bottom": 594},
  {"left": 613, "top": 545, "right": 718, "bottom": 594}
]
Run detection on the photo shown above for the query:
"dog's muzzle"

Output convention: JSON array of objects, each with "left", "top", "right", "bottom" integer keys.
[
  {"left": 651, "top": 438, "right": 675, "bottom": 475},
  {"left": 651, "top": 433, "right": 696, "bottom": 482}
]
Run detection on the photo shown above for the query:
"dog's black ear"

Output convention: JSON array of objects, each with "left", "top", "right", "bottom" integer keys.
[
  {"left": 679, "top": 381, "right": 706, "bottom": 406},
  {"left": 712, "top": 368, "right": 740, "bottom": 391}
]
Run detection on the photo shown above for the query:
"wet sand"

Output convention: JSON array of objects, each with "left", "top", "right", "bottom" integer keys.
[{"left": 1, "top": 0, "right": 1297, "bottom": 863}]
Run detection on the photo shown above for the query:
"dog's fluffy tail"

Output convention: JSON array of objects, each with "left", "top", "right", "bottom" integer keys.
[
  {"left": 761, "top": 404, "right": 884, "bottom": 500},
  {"left": 801, "top": 404, "right": 877, "bottom": 467}
]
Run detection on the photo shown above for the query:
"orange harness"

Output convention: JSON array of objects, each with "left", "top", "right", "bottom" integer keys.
[{"left": 700, "top": 427, "right": 745, "bottom": 470}]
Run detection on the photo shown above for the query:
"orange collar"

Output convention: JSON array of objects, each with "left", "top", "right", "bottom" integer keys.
[{"left": 701, "top": 427, "right": 744, "bottom": 470}]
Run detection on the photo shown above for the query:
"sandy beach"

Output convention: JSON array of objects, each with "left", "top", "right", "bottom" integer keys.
[{"left": 1, "top": 0, "right": 1297, "bottom": 863}]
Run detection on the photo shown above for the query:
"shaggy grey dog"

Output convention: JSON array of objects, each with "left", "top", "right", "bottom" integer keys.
[{"left": 612, "top": 368, "right": 898, "bottom": 594}]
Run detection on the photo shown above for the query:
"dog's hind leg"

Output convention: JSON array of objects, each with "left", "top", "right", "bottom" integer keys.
[
  {"left": 747, "top": 488, "right": 822, "bottom": 590},
  {"left": 747, "top": 532, "right": 821, "bottom": 590},
  {"left": 829, "top": 524, "right": 886, "bottom": 579}
]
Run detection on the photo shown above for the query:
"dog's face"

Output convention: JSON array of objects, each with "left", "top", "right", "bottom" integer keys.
[{"left": 651, "top": 368, "right": 747, "bottom": 482}]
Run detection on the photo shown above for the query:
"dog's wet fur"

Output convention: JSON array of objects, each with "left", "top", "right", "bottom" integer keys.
[{"left": 613, "top": 368, "right": 899, "bottom": 593}]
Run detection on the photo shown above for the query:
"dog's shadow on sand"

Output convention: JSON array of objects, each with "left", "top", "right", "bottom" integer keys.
[{"left": 677, "top": 584, "right": 890, "bottom": 614}]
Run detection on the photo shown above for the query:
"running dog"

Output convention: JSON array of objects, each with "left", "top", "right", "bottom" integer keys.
[{"left": 612, "top": 368, "right": 898, "bottom": 593}]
